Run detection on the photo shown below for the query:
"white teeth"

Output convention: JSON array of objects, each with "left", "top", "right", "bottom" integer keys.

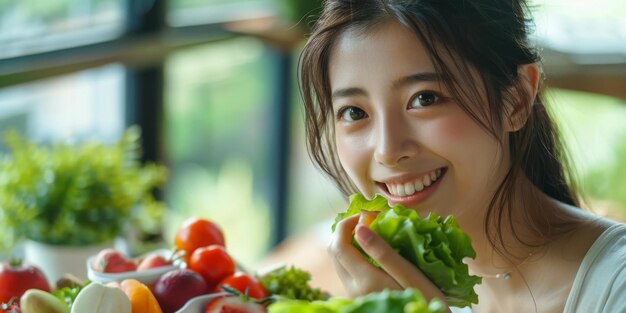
[
  {"left": 397, "top": 185, "right": 406, "bottom": 196},
  {"left": 404, "top": 183, "right": 415, "bottom": 195},
  {"left": 415, "top": 180, "right": 424, "bottom": 192},
  {"left": 385, "top": 168, "right": 445, "bottom": 197},
  {"left": 423, "top": 175, "right": 431, "bottom": 187}
]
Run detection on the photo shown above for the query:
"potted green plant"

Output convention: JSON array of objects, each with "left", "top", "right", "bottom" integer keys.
[{"left": 0, "top": 127, "right": 167, "bottom": 282}]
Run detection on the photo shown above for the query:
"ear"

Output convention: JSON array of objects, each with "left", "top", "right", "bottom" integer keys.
[{"left": 503, "top": 63, "right": 540, "bottom": 132}]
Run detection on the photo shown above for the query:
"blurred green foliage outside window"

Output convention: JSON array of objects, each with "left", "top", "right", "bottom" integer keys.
[
  {"left": 164, "top": 37, "right": 273, "bottom": 268},
  {"left": 547, "top": 89, "right": 626, "bottom": 220}
]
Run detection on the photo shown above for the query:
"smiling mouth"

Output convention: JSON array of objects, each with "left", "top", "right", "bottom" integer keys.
[{"left": 381, "top": 167, "right": 447, "bottom": 197}]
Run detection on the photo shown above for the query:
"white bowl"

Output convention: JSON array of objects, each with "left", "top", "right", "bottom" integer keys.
[
  {"left": 86, "top": 248, "right": 183, "bottom": 285},
  {"left": 175, "top": 292, "right": 228, "bottom": 313}
]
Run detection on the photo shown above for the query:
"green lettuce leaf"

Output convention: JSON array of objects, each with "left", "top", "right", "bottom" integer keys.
[
  {"left": 257, "top": 265, "right": 328, "bottom": 301},
  {"left": 268, "top": 288, "right": 444, "bottom": 313},
  {"left": 331, "top": 194, "right": 389, "bottom": 232},
  {"left": 333, "top": 194, "right": 482, "bottom": 308}
]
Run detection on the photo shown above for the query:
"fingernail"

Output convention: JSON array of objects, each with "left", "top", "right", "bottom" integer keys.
[{"left": 356, "top": 225, "right": 374, "bottom": 246}]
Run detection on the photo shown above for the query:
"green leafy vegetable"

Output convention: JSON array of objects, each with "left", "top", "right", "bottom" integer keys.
[
  {"left": 257, "top": 266, "right": 328, "bottom": 301},
  {"left": 268, "top": 288, "right": 445, "bottom": 313},
  {"left": 53, "top": 282, "right": 89, "bottom": 309},
  {"left": 332, "top": 194, "right": 481, "bottom": 308},
  {"left": 332, "top": 194, "right": 389, "bottom": 232}
]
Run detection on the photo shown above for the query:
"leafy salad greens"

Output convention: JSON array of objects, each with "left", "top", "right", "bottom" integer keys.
[
  {"left": 332, "top": 194, "right": 482, "bottom": 308},
  {"left": 268, "top": 288, "right": 445, "bottom": 313},
  {"left": 258, "top": 265, "right": 328, "bottom": 301}
]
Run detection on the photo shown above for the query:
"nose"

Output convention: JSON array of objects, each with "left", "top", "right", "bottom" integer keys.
[{"left": 373, "top": 115, "right": 420, "bottom": 167}]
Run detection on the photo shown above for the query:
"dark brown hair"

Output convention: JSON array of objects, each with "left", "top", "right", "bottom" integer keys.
[{"left": 299, "top": 0, "right": 581, "bottom": 255}]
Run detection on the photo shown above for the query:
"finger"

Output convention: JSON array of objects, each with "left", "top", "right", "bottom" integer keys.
[
  {"left": 357, "top": 210, "right": 379, "bottom": 227},
  {"left": 330, "top": 214, "right": 401, "bottom": 295},
  {"left": 333, "top": 214, "right": 360, "bottom": 244},
  {"left": 354, "top": 225, "right": 446, "bottom": 301},
  {"left": 331, "top": 215, "right": 378, "bottom": 275}
]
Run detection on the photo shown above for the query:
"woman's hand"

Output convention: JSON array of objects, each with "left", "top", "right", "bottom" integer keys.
[{"left": 328, "top": 212, "right": 450, "bottom": 310}]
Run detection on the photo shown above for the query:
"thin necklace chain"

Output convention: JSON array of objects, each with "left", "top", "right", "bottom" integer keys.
[{"left": 475, "top": 253, "right": 534, "bottom": 280}]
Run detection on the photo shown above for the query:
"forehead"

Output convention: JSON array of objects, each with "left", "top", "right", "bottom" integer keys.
[{"left": 328, "top": 21, "right": 437, "bottom": 88}]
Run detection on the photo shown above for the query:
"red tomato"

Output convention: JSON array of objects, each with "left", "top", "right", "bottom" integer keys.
[
  {"left": 217, "top": 272, "right": 268, "bottom": 300},
  {"left": 204, "top": 295, "right": 266, "bottom": 313},
  {"left": 189, "top": 245, "right": 235, "bottom": 290},
  {"left": 175, "top": 218, "right": 225, "bottom": 261},
  {"left": 0, "top": 260, "right": 50, "bottom": 304}
]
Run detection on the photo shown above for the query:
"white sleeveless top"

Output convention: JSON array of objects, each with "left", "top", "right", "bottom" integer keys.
[
  {"left": 452, "top": 223, "right": 626, "bottom": 313},
  {"left": 563, "top": 223, "right": 626, "bottom": 313}
]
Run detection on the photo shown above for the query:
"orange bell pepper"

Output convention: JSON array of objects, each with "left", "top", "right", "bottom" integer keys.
[{"left": 120, "top": 279, "right": 163, "bottom": 313}]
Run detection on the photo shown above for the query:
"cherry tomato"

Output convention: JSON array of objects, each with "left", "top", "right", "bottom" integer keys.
[
  {"left": 189, "top": 245, "right": 235, "bottom": 290},
  {"left": 175, "top": 218, "right": 225, "bottom": 261},
  {"left": 217, "top": 272, "right": 268, "bottom": 300}
]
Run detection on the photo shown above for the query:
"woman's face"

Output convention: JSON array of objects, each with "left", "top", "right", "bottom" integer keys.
[{"left": 328, "top": 21, "right": 511, "bottom": 218}]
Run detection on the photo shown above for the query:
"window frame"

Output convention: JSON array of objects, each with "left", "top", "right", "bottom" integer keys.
[{"left": 0, "top": 0, "right": 292, "bottom": 247}]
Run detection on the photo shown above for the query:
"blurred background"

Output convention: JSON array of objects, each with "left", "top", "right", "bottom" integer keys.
[{"left": 0, "top": 0, "right": 625, "bottom": 294}]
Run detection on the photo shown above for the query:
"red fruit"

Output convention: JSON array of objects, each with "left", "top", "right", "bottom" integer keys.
[
  {"left": 189, "top": 245, "right": 235, "bottom": 289},
  {"left": 93, "top": 249, "right": 137, "bottom": 273},
  {"left": 137, "top": 254, "right": 172, "bottom": 271},
  {"left": 0, "top": 260, "right": 50, "bottom": 304},
  {"left": 153, "top": 269, "right": 208, "bottom": 313},
  {"left": 174, "top": 218, "right": 225, "bottom": 262},
  {"left": 204, "top": 296, "right": 266, "bottom": 313},
  {"left": 217, "top": 273, "right": 267, "bottom": 300}
]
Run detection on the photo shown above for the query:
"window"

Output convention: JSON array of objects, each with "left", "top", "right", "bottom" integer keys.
[
  {"left": 164, "top": 37, "right": 274, "bottom": 267},
  {"left": 0, "top": 65, "right": 124, "bottom": 148},
  {"left": 0, "top": 0, "right": 124, "bottom": 58},
  {"left": 548, "top": 89, "right": 626, "bottom": 220}
]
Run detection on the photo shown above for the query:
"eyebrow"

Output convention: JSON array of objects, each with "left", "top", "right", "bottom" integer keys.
[
  {"left": 331, "top": 72, "right": 442, "bottom": 100},
  {"left": 391, "top": 72, "right": 442, "bottom": 89}
]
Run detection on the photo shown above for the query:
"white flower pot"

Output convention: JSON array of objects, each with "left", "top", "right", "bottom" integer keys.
[{"left": 23, "top": 239, "right": 114, "bottom": 285}]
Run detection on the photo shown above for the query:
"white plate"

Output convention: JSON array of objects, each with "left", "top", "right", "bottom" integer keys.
[
  {"left": 175, "top": 292, "right": 229, "bottom": 313},
  {"left": 86, "top": 248, "right": 183, "bottom": 285}
]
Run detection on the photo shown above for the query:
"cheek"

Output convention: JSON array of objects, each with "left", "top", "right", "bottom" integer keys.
[
  {"left": 426, "top": 111, "right": 504, "bottom": 184},
  {"left": 335, "top": 133, "right": 373, "bottom": 194},
  {"left": 442, "top": 114, "right": 476, "bottom": 140}
]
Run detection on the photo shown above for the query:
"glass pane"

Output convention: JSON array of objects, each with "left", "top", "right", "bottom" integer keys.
[
  {"left": 0, "top": 0, "right": 124, "bottom": 58},
  {"left": 170, "top": 0, "right": 265, "bottom": 10},
  {"left": 547, "top": 89, "right": 626, "bottom": 220},
  {"left": 168, "top": 0, "right": 273, "bottom": 26},
  {"left": 532, "top": 0, "right": 626, "bottom": 53},
  {"left": 0, "top": 64, "right": 125, "bottom": 149},
  {"left": 164, "top": 37, "right": 273, "bottom": 268}
]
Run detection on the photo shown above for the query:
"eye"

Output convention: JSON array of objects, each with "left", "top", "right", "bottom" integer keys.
[
  {"left": 409, "top": 92, "right": 440, "bottom": 108},
  {"left": 337, "top": 106, "right": 367, "bottom": 122}
]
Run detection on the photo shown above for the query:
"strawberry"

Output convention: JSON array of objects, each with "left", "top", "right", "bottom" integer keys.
[{"left": 204, "top": 296, "right": 266, "bottom": 313}]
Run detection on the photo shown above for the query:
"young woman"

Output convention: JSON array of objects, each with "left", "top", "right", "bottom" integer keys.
[{"left": 298, "top": 0, "right": 626, "bottom": 312}]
